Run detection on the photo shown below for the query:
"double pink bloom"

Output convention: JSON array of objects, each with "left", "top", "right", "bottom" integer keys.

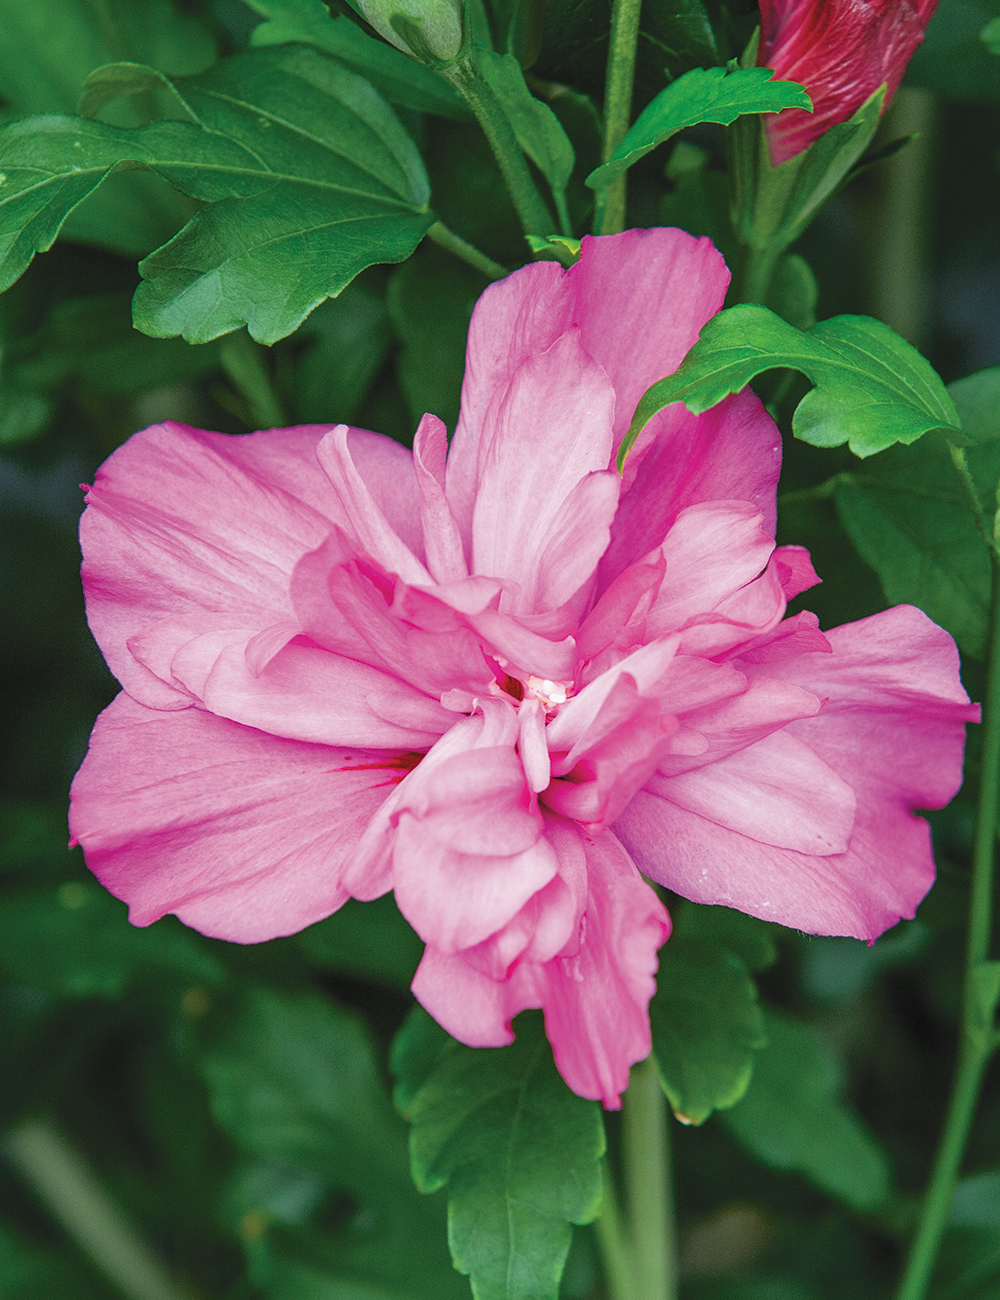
[
  {"left": 758, "top": 0, "right": 938, "bottom": 165},
  {"left": 70, "top": 230, "right": 975, "bottom": 1107}
]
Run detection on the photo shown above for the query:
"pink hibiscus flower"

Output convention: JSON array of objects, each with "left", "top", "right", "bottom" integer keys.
[
  {"left": 69, "top": 228, "right": 976, "bottom": 1107},
  {"left": 757, "top": 0, "right": 938, "bottom": 166}
]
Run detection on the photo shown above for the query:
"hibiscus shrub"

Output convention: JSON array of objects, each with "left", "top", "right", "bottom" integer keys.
[{"left": 1, "top": 2, "right": 1000, "bottom": 1300}]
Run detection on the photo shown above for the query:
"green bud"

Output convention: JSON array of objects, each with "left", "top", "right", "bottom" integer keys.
[{"left": 355, "top": 0, "right": 464, "bottom": 65}]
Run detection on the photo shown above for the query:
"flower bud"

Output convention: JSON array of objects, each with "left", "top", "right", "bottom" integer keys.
[
  {"left": 757, "top": 0, "right": 938, "bottom": 165},
  {"left": 354, "top": 0, "right": 464, "bottom": 65}
]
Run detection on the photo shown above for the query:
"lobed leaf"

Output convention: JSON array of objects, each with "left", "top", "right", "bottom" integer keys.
[
  {"left": 199, "top": 988, "right": 464, "bottom": 1299},
  {"left": 0, "top": 45, "right": 434, "bottom": 343},
  {"left": 0, "top": 0, "right": 216, "bottom": 256},
  {"left": 650, "top": 937, "right": 766, "bottom": 1125},
  {"left": 621, "top": 304, "right": 961, "bottom": 468},
  {"left": 721, "top": 1010, "right": 892, "bottom": 1211},
  {"left": 833, "top": 367, "right": 1000, "bottom": 659},
  {"left": 586, "top": 65, "right": 810, "bottom": 191},
  {"left": 201, "top": 987, "right": 408, "bottom": 1194},
  {"left": 393, "top": 1008, "right": 604, "bottom": 1300},
  {"left": 673, "top": 901, "right": 778, "bottom": 972}
]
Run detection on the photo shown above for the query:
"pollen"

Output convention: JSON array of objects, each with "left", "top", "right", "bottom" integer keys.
[{"left": 525, "top": 676, "right": 573, "bottom": 710}]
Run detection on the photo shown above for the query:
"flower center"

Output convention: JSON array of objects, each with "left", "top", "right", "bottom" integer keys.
[{"left": 525, "top": 675, "right": 574, "bottom": 712}]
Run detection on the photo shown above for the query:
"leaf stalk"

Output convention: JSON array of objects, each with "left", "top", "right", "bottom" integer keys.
[
  {"left": 219, "top": 330, "right": 286, "bottom": 429},
  {"left": 426, "top": 220, "right": 509, "bottom": 280},
  {"left": 443, "top": 59, "right": 555, "bottom": 239}
]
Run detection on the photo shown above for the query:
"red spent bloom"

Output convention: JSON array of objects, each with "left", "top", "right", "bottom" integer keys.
[{"left": 757, "top": 0, "right": 939, "bottom": 165}]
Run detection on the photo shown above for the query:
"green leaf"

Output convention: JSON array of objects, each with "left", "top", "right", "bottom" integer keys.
[
  {"left": 949, "top": 364, "right": 1000, "bottom": 442},
  {"left": 201, "top": 988, "right": 464, "bottom": 1300},
  {"left": 296, "top": 894, "right": 423, "bottom": 988},
  {"left": 10, "top": 292, "right": 222, "bottom": 395},
  {"left": 721, "top": 1010, "right": 892, "bottom": 1211},
  {"left": 650, "top": 938, "right": 766, "bottom": 1125},
  {"left": 0, "top": 0, "right": 215, "bottom": 256},
  {"left": 0, "top": 880, "right": 224, "bottom": 998},
  {"left": 387, "top": 244, "right": 484, "bottom": 430},
  {"left": 832, "top": 367, "right": 1000, "bottom": 659},
  {"left": 622, "top": 305, "right": 961, "bottom": 468},
  {"left": 471, "top": 47, "right": 575, "bottom": 231},
  {"left": 393, "top": 1009, "right": 605, "bottom": 1300},
  {"left": 201, "top": 986, "right": 408, "bottom": 1194},
  {"left": 525, "top": 233, "right": 581, "bottom": 266},
  {"left": 952, "top": 1170, "right": 1000, "bottom": 1226},
  {"left": 673, "top": 902, "right": 778, "bottom": 972},
  {"left": 984, "top": 15, "right": 1000, "bottom": 51},
  {"left": 0, "top": 45, "right": 434, "bottom": 344},
  {"left": 246, "top": 0, "right": 468, "bottom": 118},
  {"left": 586, "top": 66, "right": 810, "bottom": 191},
  {"left": 833, "top": 437, "right": 993, "bottom": 658},
  {"left": 0, "top": 0, "right": 214, "bottom": 118},
  {"left": 284, "top": 281, "right": 392, "bottom": 425}
]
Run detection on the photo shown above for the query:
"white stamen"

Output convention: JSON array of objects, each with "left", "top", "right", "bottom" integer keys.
[{"left": 525, "top": 675, "right": 573, "bottom": 710}]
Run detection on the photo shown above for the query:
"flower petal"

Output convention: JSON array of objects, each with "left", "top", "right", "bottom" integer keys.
[
  {"left": 569, "top": 228, "right": 730, "bottom": 453},
  {"left": 69, "top": 692, "right": 405, "bottom": 941},
  {"left": 413, "top": 412, "right": 469, "bottom": 584},
  {"left": 409, "top": 819, "right": 670, "bottom": 1108},
  {"left": 601, "top": 390, "right": 782, "bottom": 589},
  {"left": 645, "top": 501, "right": 776, "bottom": 638},
  {"left": 533, "top": 822, "right": 670, "bottom": 1109},
  {"left": 470, "top": 330, "right": 617, "bottom": 613},
  {"left": 616, "top": 605, "right": 979, "bottom": 939},
  {"left": 81, "top": 422, "right": 340, "bottom": 709},
  {"left": 410, "top": 945, "right": 539, "bottom": 1047},
  {"left": 316, "top": 425, "right": 431, "bottom": 584},
  {"left": 654, "top": 729, "right": 857, "bottom": 854},
  {"left": 187, "top": 634, "right": 455, "bottom": 748},
  {"left": 393, "top": 814, "right": 558, "bottom": 952}
]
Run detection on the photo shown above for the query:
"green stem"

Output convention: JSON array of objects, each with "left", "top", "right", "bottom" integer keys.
[
  {"left": 594, "top": 1159, "right": 635, "bottom": 1300},
  {"left": 623, "top": 1058, "right": 676, "bottom": 1300},
  {"left": 443, "top": 59, "right": 554, "bottom": 239},
  {"left": 219, "top": 331, "right": 286, "bottom": 430},
  {"left": 426, "top": 220, "right": 509, "bottom": 280},
  {"left": 894, "top": 550, "right": 1000, "bottom": 1300},
  {"left": 948, "top": 445, "right": 995, "bottom": 555},
  {"left": 596, "top": 0, "right": 643, "bottom": 235},
  {"left": 3, "top": 1121, "right": 194, "bottom": 1300},
  {"left": 742, "top": 244, "right": 780, "bottom": 306}
]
